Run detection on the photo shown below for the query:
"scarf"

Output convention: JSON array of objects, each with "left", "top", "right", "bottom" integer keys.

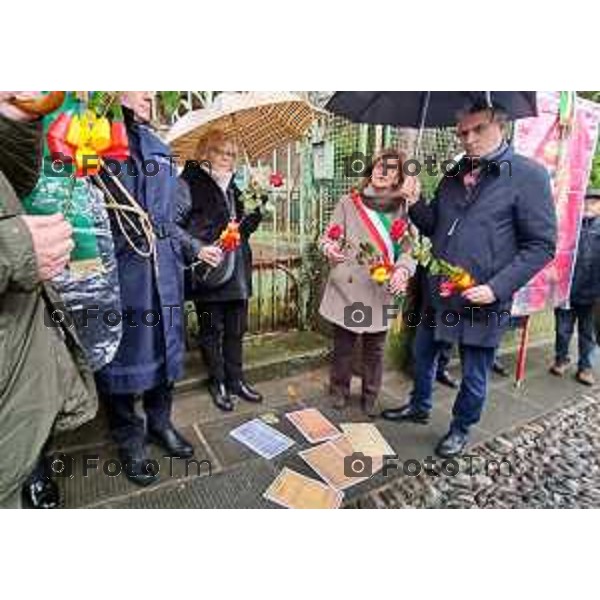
[
  {"left": 201, "top": 163, "right": 233, "bottom": 196},
  {"left": 361, "top": 184, "right": 404, "bottom": 214}
]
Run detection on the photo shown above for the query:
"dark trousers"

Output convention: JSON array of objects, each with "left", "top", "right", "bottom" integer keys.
[
  {"left": 194, "top": 299, "right": 247, "bottom": 385},
  {"left": 555, "top": 305, "right": 597, "bottom": 370},
  {"left": 411, "top": 323, "right": 496, "bottom": 434},
  {"left": 103, "top": 381, "right": 173, "bottom": 452},
  {"left": 436, "top": 341, "right": 454, "bottom": 376},
  {"left": 330, "top": 325, "right": 387, "bottom": 403}
]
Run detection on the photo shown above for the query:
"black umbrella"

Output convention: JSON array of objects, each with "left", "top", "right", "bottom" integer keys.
[{"left": 325, "top": 91, "right": 538, "bottom": 128}]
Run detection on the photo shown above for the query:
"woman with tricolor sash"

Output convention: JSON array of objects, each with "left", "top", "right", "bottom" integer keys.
[{"left": 319, "top": 149, "right": 419, "bottom": 417}]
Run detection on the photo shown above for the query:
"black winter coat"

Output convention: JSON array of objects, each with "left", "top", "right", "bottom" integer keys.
[
  {"left": 181, "top": 163, "right": 262, "bottom": 303},
  {"left": 570, "top": 216, "right": 600, "bottom": 305}
]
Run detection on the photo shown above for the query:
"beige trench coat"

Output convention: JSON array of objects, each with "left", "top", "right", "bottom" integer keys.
[{"left": 319, "top": 194, "right": 417, "bottom": 334}]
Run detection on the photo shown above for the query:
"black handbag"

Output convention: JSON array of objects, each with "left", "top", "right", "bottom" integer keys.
[
  {"left": 191, "top": 181, "right": 240, "bottom": 290},
  {"left": 191, "top": 249, "right": 236, "bottom": 290}
]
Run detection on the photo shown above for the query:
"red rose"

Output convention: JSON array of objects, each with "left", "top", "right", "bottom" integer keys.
[
  {"left": 269, "top": 172, "right": 284, "bottom": 188},
  {"left": 390, "top": 218, "right": 408, "bottom": 241},
  {"left": 439, "top": 280, "right": 458, "bottom": 298},
  {"left": 326, "top": 224, "right": 344, "bottom": 241}
]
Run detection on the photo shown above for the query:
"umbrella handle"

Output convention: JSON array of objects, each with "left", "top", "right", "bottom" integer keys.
[
  {"left": 413, "top": 91, "right": 431, "bottom": 157},
  {"left": 229, "top": 112, "right": 252, "bottom": 171}
]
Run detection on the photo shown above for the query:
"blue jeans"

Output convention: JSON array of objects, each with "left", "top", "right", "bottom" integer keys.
[
  {"left": 410, "top": 323, "right": 496, "bottom": 434},
  {"left": 555, "top": 306, "right": 597, "bottom": 370}
]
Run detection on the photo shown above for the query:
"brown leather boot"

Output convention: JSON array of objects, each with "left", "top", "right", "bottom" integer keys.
[
  {"left": 361, "top": 396, "right": 379, "bottom": 419},
  {"left": 331, "top": 394, "right": 348, "bottom": 409}
]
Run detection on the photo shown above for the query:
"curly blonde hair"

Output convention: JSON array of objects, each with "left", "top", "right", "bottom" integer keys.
[{"left": 194, "top": 129, "right": 239, "bottom": 162}]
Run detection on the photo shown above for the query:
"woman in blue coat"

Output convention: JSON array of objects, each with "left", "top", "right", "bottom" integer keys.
[
  {"left": 550, "top": 190, "right": 600, "bottom": 386},
  {"left": 95, "top": 92, "right": 199, "bottom": 486}
]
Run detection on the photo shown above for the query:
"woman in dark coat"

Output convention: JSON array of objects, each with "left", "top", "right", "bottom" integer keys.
[
  {"left": 181, "top": 130, "right": 263, "bottom": 412},
  {"left": 550, "top": 190, "right": 600, "bottom": 386}
]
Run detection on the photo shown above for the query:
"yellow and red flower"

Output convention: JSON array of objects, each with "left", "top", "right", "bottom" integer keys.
[
  {"left": 370, "top": 260, "right": 394, "bottom": 285},
  {"left": 439, "top": 269, "right": 476, "bottom": 297},
  {"left": 47, "top": 109, "right": 129, "bottom": 177},
  {"left": 450, "top": 271, "right": 476, "bottom": 291},
  {"left": 218, "top": 221, "right": 242, "bottom": 252}
]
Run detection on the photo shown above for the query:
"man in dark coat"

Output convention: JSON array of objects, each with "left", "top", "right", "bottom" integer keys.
[
  {"left": 95, "top": 92, "right": 198, "bottom": 486},
  {"left": 550, "top": 189, "right": 600, "bottom": 386},
  {"left": 383, "top": 103, "right": 557, "bottom": 457}
]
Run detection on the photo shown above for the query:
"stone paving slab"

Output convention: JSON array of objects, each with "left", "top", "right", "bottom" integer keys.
[
  {"left": 100, "top": 458, "right": 277, "bottom": 509},
  {"left": 56, "top": 425, "right": 213, "bottom": 509},
  {"left": 472, "top": 389, "right": 547, "bottom": 436}
]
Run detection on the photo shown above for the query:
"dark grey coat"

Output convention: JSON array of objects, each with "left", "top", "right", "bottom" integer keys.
[
  {"left": 570, "top": 215, "right": 600, "bottom": 305},
  {"left": 410, "top": 145, "right": 557, "bottom": 348}
]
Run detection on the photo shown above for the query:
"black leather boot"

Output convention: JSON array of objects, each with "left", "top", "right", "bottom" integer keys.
[
  {"left": 381, "top": 403, "right": 430, "bottom": 424},
  {"left": 436, "top": 369, "right": 459, "bottom": 389},
  {"left": 209, "top": 380, "right": 234, "bottom": 412},
  {"left": 120, "top": 448, "right": 160, "bottom": 488},
  {"left": 148, "top": 426, "right": 194, "bottom": 458},
  {"left": 228, "top": 380, "right": 263, "bottom": 403}
]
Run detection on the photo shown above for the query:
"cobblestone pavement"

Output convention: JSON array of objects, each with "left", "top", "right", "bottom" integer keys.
[{"left": 348, "top": 391, "right": 600, "bottom": 509}]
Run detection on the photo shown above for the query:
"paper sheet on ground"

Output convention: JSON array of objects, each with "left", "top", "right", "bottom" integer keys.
[
  {"left": 229, "top": 418, "right": 295, "bottom": 459},
  {"left": 340, "top": 423, "right": 395, "bottom": 462},
  {"left": 264, "top": 468, "right": 344, "bottom": 509},
  {"left": 299, "top": 436, "right": 376, "bottom": 490},
  {"left": 285, "top": 408, "right": 341, "bottom": 443}
]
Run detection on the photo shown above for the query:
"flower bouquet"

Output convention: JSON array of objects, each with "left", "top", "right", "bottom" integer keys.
[
  {"left": 241, "top": 166, "right": 285, "bottom": 213},
  {"left": 46, "top": 92, "right": 129, "bottom": 177},
  {"left": 429, "top": 257, "right": 476, "bottom": 297}
]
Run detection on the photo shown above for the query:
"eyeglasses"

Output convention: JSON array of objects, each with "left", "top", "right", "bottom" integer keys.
[{"left": 457, "top": 120, "right": 493, "bottom": 140}]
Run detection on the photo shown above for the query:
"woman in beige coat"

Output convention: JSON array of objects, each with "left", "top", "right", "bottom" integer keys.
[{"left": 319, "top": 149, "right": 419, "bottom": 416}]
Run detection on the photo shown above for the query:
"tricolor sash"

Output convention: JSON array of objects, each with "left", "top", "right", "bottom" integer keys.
[{"left": 351, "top": 193, "right": 399, "bottom": 262}]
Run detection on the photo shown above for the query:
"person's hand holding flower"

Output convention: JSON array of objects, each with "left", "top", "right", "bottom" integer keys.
[{"left": 388, "top": 266, "right": 411, "bottom": 296}]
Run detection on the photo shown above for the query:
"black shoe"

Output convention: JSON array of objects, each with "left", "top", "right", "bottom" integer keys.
[
  {"left": 22, "top": 474, "right": 60, "bottom": 509},
  {"left": 119, "top": 449, "right": 160, "bottom": 488},
  {"left": 209, "top": 380, "right": 234, "bottom": 412},
  {"left": 229, "top": 380, "right": 263, "bottom": 403},
  {"left": 381, "top": 403, "right": 430, "bottom": 424},
  {"left": 492, "top": 359, "right": 509, "bottom": 377},
  {"left": 435, "top": 430, "right": 469, "bottom": 458},
  {"left": 148, "top": 426, "right": 194, "bottom": 459},
  {"left": 436, "top": 369, "right": 459, "bottom": 389}
]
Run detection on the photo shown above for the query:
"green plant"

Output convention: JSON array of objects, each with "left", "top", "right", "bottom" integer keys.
[
  {"left": 590, "top": 152, "right": 600, "bottom": 190},
  {"left": 298, "top": 236, "right": 329, "bottom": 331},
  {"left": 157, "top": 91, "right": 182, "bottom": 120}
]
